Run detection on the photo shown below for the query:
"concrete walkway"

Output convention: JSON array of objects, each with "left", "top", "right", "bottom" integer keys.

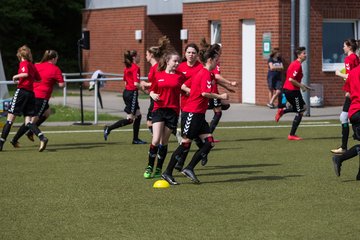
[{"left": 46, "top": 91, "right": 341, "bottom": 125}]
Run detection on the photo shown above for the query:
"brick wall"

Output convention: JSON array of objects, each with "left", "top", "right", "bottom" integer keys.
[
  {"left": 83, "top": 1, "right": 360, "bottom": 106},
  {"left": 82, "top": 7, "right": 147, "bottom": 92},
  {"left": 183, "top": 0, "right": 360, "bottom": 106}
]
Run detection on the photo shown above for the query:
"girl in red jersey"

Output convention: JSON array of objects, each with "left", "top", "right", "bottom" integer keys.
[
  {"left": 275, "top": 47, "right": 311, "bottom": 140},
  {"left": 161, "top": 44, "right": 229, "bottom": 185},
  {"left": 0, "top": 45, "right": 48, "bottom": 152},
  {"left": 10, "top": 50, "right": 65, "bottom": 146},
  {"left": 332, "top": 63, "right": 360, "bottom": 180},
  {"left": 143, "top": 51, "right": 186, "bottom": 179},
  {"left": 103, "top": 50, "right": 146, "bottom": 144},
  {"left": 331, "top": 39, "right": 359, "bottom": 154},
  {"left": 177, "top": 43, "right": 203, "bottom": 111},
  {"left": 142, "top": 36, "right": 170, "bottom": 134},
  {"left": 201, "top": 40, "right": 237, "bottom": 141}
]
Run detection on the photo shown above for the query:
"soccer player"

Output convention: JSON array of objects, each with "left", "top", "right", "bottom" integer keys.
[
  {"left": 10, "top": 50, "right": 64, "bottom": 146},
  {"left": 274, "top": 47, "right": 311, "bottom": 140},
  {"left": 207, "top": 42, "right": 237, "bottom": 139},
  {"left": 143, "top": 51, "right": 186, "bottom": 179},
  {"left": 173, "top": 43, "right": 204, "bottom": 170},
  {"left": 103, "top": 50, "right": 146, "bottom": 144},
  {"left": 142, "top": 36, "right": 170, "bottom": 134},
  {"left": 0, "top": 45, "right": 48, "bottom": 152},
  {"left": 331, "top": 39, "right": 359, "bottom": 154},
  {"left": 161, "top": 44, "right": 229, "bottom": 185},
  {"left": 332, "top": 64, "right": 360, "bottom": 180}
]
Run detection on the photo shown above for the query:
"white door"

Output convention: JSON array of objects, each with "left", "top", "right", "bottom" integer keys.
[{"left": 242, "top": 19, "right": 256, "bottom": 104}]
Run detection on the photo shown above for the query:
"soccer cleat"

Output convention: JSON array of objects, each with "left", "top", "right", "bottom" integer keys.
[
  {"left": 153, "top": 168, "right": 162, "bottom": 178},
  {"left": 181, "top": 168, "right": 200, "bottom": 184},
  {"left": 132, "top": 139, "right": 147, "bottom": 144},
  {"left": 26, "top": 132, "right": 35, "bottom": 142},
  {"left": 143, "top": 166, "right": 153, "bottom": 179},
  {"left": 39, "top": 137, "right": 48, "bottom": 152},
  {"left": 161, "top": 172, "right": 179, "bottom": 185},
  {"left": 103, "top": 126, "right": 109, "bottom": 141},
  {"left": 10, "top": 140, "right": 20, "bottom": 148},
  {"left": 287, "top": 135, "right": 303, "bottom": 141},
  {"left": 332, "top": 156, "right": 341, "bottom": 177},
  {"left": 201, "top": 156, "right": 208, "bottom": 166},
  {"left": 275, "top": 108, "right": 284, "bottom": 122},
  {"left": 330, "top": 147, "right": 346, "bottom": 154},
  {"left": 213, "top": 139, "right": 220, "bottom": 143}
]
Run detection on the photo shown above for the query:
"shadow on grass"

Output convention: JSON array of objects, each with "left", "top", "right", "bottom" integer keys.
[
  {"left": 200, "top": 174, "right": 303, "bottom": 184},
  {"left": 45, "top": 142, "right": 120, "bottom": 151},
  {"left": 198, "top": 163, "right": 281, "bottom": 170},
  {"left": 217, "top": 137, "right": 277, "bottom": 142},
  {"left": 197, "top": 170, "right": 262, "bottom": 177}
]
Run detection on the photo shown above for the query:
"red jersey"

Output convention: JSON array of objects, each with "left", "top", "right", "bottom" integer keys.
[
  {"left": 345, "top": 53, "right": 360, "bottom": 75},
  {"left": 148, "top": 63, "right": 158, "bottom": 84},
  {"left": 343, "top": 53, "right": 360, "bottom": 92},
  {"left": 283, "top": 60, "right": 303, "bottom": 91},
  {"left": 177, "top": 61, "right": 203, "bottom": 110},
  {"left": 124, "top": 63, "right": 140, "bottom": 91},
  {"left": 211, "top": 63, "right": 221, "bottom": 93},
  {"left": 183, "top": 68, "right": 215, "bottom": 114},
  {"left": 151, "top": 70, "right": 186, "bottom": 114},
  {"left": 33, "top": 62, "right": 64, "bottom": 99},
  {"left": 344, "top": 65, "right": 360, "bottom": 118},
  {"left": 17, "top": 60, "right": 41, "bottom": 91}
]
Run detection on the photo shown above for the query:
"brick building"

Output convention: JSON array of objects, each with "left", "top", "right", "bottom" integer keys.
[{"left": 83, "top": 0, "right": 360, "bottom": 106}]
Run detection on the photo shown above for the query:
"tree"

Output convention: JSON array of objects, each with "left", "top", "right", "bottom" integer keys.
[{"left": 0, "top": 0, "right": 84, "bottom": 79}]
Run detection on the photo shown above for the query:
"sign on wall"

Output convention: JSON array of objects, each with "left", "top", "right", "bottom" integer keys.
[{"left": 262, "top": 32, "right": 271, "bottom": 59}]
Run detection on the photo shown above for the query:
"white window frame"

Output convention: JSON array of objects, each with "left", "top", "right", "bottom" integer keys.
[
  {"left": 210, "top": 21, "right": 221, "bottom": 45},
  {"left": 322, "top": 19, "right": 359, "bottom": 72}
]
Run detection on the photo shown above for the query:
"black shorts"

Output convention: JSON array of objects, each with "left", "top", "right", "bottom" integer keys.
[
  {"left": 208, "top": 98, "right": 222, "bottom": 109},
  {"left": 34, "top": 98, "right": 49, "bottom": 117},
  {"left": 146, "top": 97, "right": 154, "bottom": 121},
  {"left": 181, "top": 112, "right": 210, "bottom": 140},
  {"left": 152, "top": 108, "right": 178, "bottom": 131},
  {"left": 284, "top": 89, "right": 305, "bottom": 113},
  {"left": 267, "top": 73, "right": 282, "bottom": 90},
  {"left": 8, "top": 88, "right": 35, "bottom": 117},
  {"left": 123, "top": 89, "right": 139, "bottom": 115},
  {"left": 342, "top": 96, "right": 351, "bottom": 112},
  {"left": 350, "top": 111, "right": 360, "bottom": 140}
]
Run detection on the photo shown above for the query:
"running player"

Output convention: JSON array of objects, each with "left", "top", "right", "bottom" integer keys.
[
  {"left": 275, "top": 47, "right": 311, "bottom": 140},
  {"left": 0, "top": 45, "right": 48, "bottom": 152},
  {"left": 103, "top": 50, "right": 146, "bottom": 144},
  {"left": 161, "top": 44, "right": 229, "bottom": 185},
  {"left": 173, "top": 43, "right": 203, "bottom": 170},
  {"left": 331, "top": 39, "right": 359, "bottom": 154},
  {"left": 332, "top": 63, "right": 360, "bottom": 180},
  {"left": 143, "top": 51, "right": 186, "bottom": 179},
  {"left": 200, "top": 39, "right": 237, "bottom": 141},
  {"left": 142, "top": 36, "right": 170, "bottom": 134},
  {"left": 10, "top": 50, "right": 64, "bottom": 146}
]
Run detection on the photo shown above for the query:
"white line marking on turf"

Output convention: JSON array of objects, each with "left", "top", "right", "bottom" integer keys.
[{"left": 16, "top": 122, "right": 339, "bottom": 134}]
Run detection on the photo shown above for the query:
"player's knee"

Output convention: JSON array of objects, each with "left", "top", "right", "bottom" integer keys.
[{"left": 204, "top": 136, "right": 215, "bottom": 148}]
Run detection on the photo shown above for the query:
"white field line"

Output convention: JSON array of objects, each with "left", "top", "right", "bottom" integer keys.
[{"left": 20, "top": 122, "right": 339, "bottom": 134}]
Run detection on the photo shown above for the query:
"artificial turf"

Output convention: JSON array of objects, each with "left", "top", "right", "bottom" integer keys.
[{"left": 0, "top": 121, "right": 359, "bottom": 240}]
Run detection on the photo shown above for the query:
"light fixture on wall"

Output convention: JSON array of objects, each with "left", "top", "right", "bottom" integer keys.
[
  {"left": 135, "top": 30, "right": 142, "bottom": 42},
  {"left": 180, "top": 29, "right": 188, "bottom": 41}
]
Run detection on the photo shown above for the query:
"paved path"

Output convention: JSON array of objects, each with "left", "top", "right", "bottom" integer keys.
[{"left": 44, "top": 91, "right": 341, "bottom": 126}]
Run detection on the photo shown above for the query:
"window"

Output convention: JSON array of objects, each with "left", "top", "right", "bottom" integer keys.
[
  {"left": 322, "top": 20, "right": 359, "bottom": 72},
  {"left": 211, "top": 21, "right": 221, "bottom": 44}
]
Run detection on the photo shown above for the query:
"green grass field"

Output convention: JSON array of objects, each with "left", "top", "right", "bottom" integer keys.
[{"left": 1, "top": 121, "right": 359, "bottom": 240}]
